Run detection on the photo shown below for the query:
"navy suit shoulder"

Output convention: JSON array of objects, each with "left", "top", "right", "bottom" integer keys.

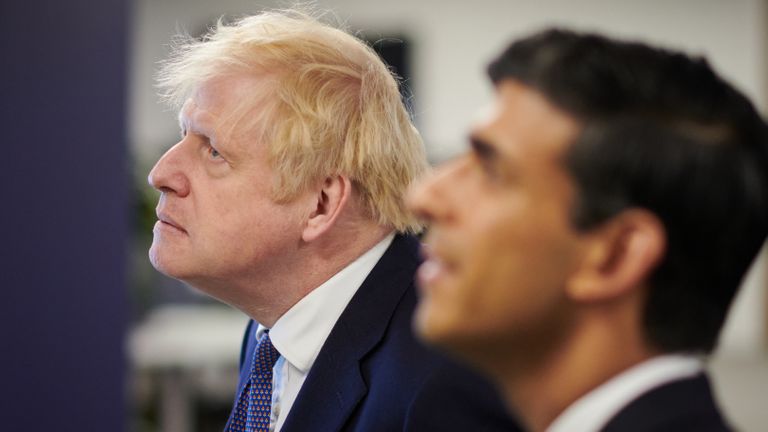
[
  {"left": 346, "top": 259, "right": 517, "bottom": 432},
  {"left": 237, "top": 234, "right": 520, "bottom": 432},
  {"left": 601, "top": 373, "right": 732, "bottom": 432}
]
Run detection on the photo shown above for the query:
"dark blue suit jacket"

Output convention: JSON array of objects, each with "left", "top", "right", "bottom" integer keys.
[
  {"left": 226, "top": 235, "right": 520, "bottom": 431},
  {"left": 601, "top": 373, "right": 732, "bottom": 431}
]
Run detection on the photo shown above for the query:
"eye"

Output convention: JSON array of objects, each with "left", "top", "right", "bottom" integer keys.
[
  {"left": 208, "top": 145, "right": 222, "bottom": 159},
  {"left": 473, "top": 152, "right": 500, "bottom": 181},
  {"left": 469, "top": 138, "right": 502, "bottom": 181}
]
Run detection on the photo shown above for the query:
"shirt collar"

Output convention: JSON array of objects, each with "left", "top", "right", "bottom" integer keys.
[
  {"left": 546, "top": 354, "right": 704, "bottom": 432},
  {"left": 257, "top": 233, "right": 395, "bottom": 373}
]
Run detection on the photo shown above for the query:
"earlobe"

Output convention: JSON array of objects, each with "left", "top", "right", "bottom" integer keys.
[
  {"left": 567, "top": 209, "right": 666, "bottom": 303},
  {"left": 302, "top": 175, "right": 352, "bottom": 242}
]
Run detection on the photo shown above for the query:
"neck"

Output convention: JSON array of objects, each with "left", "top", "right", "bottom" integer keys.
[
  {"left": 494, "top": 303, "right": 655, "bottom": 432},
  {"left": 233, "top": 221, "right": 392, "bottom": 327}
]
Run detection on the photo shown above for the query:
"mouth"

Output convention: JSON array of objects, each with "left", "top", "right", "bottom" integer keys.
[
  {"left": 156, "top": 210, "right": 188, "bottom": 234},
  {"left": 417, "top": 243, "right": 452, "bottom": 290}
]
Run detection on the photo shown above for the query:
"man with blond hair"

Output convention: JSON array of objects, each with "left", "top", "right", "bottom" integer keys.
[{"left": 147, "top": 9, "right": 518, "bottom": 432}]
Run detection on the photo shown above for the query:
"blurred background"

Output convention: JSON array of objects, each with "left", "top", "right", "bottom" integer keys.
[
  {"left": 130, "top": 1, "right": 768, "bottom": 430},
  {"left": 3, "top": 0, "right": 767, "bottom": 431}
]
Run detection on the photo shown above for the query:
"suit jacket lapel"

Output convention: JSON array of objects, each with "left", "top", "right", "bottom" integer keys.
[
  {"left": 224, "top": 320, "right": 258, "bottom": 430},
  {"left": 281, "top": 235, "right": 421, "bottom": 432},
  {"left": 236, "top": 320, "right": 257, "bottom": 389}
]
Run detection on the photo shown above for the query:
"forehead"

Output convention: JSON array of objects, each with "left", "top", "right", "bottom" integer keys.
[
  {"left": 180, "top": 73, "right": 274, "bottom": 144},
  {"left": 473, "top": 80, "right": 580, "bottom": 164}
]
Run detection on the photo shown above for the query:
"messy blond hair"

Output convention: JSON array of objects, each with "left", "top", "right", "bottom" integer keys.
[{"left": 157, "top": 8, "right": 427, "bottom": 233}]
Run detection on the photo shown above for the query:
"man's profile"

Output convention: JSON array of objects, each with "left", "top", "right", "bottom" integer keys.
[
  {"left": 409, "top": 29, "right": 768, "bottom": 432},
  {"left": 148, "top": 8, "right": 518, "bottom": 432}
]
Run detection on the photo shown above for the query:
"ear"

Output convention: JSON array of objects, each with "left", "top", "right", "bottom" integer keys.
[
  {"left": 566, "top": 208, "right": 666, "bottom": 303},
  {"left": 302, "top": 175, "right": 352, "bottom": 242}
]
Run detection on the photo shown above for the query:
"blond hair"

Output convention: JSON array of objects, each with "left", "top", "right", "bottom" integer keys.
[{"left": 157, "top": 9, "right": 427, "bottom": 233}]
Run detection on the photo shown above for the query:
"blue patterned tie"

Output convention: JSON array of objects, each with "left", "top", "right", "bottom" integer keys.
[{"left": 227, "top": 332, "right": 281, "bottom": 432}]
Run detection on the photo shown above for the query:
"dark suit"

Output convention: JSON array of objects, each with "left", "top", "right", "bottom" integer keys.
[
  {"left": 601, "top": 374, "right": 732, "bottom": 432},
  {"left": 226, "top": 234, "right": 520, "bottom": 431}
]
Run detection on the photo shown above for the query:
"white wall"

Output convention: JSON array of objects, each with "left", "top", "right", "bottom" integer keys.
[{"left": 130, "top": 0, "right": 767, "bottom": 354}]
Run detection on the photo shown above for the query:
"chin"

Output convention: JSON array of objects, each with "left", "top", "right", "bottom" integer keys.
[
  {"left": 414, "top": 301, "right": 459, "bottom": 346},
  {"left": 415, "top": 304, "right": 492, "bottom": 365},
  {"left": 148, "top": 244, "right": 162, "bottom": 270},
  {"left": 148, "top": 245, "right": 190, "bottom": 279}
]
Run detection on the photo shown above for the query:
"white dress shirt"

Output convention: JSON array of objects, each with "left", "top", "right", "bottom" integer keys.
[
  {"left": 254, "top": 233, "right": 395, "bottom": 432},
  {"left": 546, "top": 354, "right": 704, "bottom": 432}
]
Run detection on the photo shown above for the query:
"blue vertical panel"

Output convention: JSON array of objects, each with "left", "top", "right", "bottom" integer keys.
[{"left": 0, "top": 0, "right": 128, "bottom": 430}]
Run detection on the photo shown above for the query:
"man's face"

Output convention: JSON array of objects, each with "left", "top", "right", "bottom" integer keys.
[
  {"left": 148, "top": 74, "right": 310, "bottom": 294},
  {"left": 408, "top": 80, "right": 585, "bottom": 360}
]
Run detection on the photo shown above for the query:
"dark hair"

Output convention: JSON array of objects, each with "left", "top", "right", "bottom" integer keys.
[{"left": 488, "top": 29, "right": 768, "bottom": 353}]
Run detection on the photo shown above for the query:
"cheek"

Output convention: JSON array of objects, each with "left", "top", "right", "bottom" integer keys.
[
  {"left": 197, "top": 179, "right": 281, "bottom": 237},
  {"left": 457, "top": 214, "right": 574, "bottom": 330},
  {"left": 204, "top": 185, "right": 310, "bottom": 256},
  {"left": 204, "top": 205, "right": 298, "bottom": 256}
]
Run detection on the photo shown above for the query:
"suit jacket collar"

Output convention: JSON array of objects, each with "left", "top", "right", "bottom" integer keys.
[
  {"left": 280, "top": 234, "right": 421, "bottom": 432},
  {"left": 600, "top": 373, "right": 731, "bottom": 431}
]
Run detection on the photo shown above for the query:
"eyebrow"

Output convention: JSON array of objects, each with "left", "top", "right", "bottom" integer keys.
[
  {"left": 469, "top": 136, "right": 499, "bottom": 162},
  {"left": 177, "top": 111, "right": 217, "bottom": 143},
  {"left": 469, "top": 135, "right": 520, "bottom": 181}
]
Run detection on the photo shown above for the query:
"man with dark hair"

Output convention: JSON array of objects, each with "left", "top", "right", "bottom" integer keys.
[{"left": 408, "top": 28, "right": 768, "bottom": 432}]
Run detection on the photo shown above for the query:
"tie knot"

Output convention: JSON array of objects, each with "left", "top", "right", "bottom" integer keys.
[{"left": 253, "top": 332, "right": 280, "bottom": 375}]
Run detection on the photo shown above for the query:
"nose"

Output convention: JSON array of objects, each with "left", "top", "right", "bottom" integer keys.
[
  {"left": 407, "top": 158, "right": 463, "bottom": 224},
  {"left": 147, "top": 142, "right": 190, "bottom": 197}
]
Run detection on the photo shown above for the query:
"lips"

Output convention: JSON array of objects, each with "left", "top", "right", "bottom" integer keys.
[
  {"left": 156, "top": 210, "right": 188, "bottom": 234},
  {"left": 418, "top": 258, "right": 446, "bottom": 285},
  {"left": 417, "top": 242, "right": 452, "bottom": 289}
]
